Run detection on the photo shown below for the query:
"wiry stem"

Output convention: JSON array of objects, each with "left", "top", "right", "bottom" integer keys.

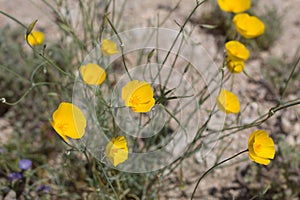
[{"left": 191, "top": 149, "right": 248, "bottom": 199}]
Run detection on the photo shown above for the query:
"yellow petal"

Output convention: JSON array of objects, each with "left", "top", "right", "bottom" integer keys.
[
  {"left": 254, "top": 130, "right": 272, "bottom": 143},
  {"left": 216, "top": 89, "right": 240, "bottom": 114},
  {"left": 122, "top": 80, "right": 146, "bottom": 105},
  {"left": 26, "top": 31, "right": 44, "bottom": 46},
  {"left": 248, "top": 151, "right": 271, "bottom": 165},
  {"left": 101, "top": 39, "right": 119, "bottom": 56},
  {"left": 111, "top": 149, "right": 128, "bottom": 167},
  {"left": 131, "top": 97, "right": 155, "bottom": 113},
  {"left": 253, "top": 131, "right": 275, "bottom": 159},
  {"left": 50, "top": 120, "right": 69, "bottom": 142},
  {"left": 226, "top": 58, "right": 245, "bottom": 73},
  {"left": 248, "top": 130, "right": 257, "bottom": 147},
  {"left": 256, "top": 145, "right": 276, "bottom": 159},
  {"left": 217, "top": 0, "right": 251, "bottom": 13},
  {"left": 233, "top": 13, "right": 265, "bottom": 39},
  {"left": 129, "top": 84, "right": 154, "bottom": 104},
  {"left": 80, "top": 63, "right": 106, "bottom": 85},
  {"left": 112, "top": 135, "right": 127, "bottom": 149},
  {"left": 248, "top": 130, "right": 275, "bottom": 165},
  {"left": 122, "top": 80, "right": 155, "bottom": 113},
  {"left": 106, "top": 136, "right": 128, "bottom": 167},
  {"left": 225, "top": 41, "right": 250, "bottom": 61},
  {"left": 51, "top": 102, "right": 86, "bottom": 142}
]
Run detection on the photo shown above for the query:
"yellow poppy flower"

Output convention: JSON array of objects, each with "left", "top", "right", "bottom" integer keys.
[
  {"left": 233, "top": 13, "right": 265, "bottom": 39},
  {"left": 51, "top": 102, "right": 86, "bottom": 143},
  {"left": 122, "top": 80, "right": 155, "bottom": 113},
  {"left": 216, "top": 89, "right": 240, "bottom": 114},
  {"left": 248, "top": 130, "right": 275, "bottom": 165},
  {"left": 105, "top": 136, "right": 128, "bottom": 167},
  {"left": 101, "top": 39, "right": 119, "bottom": 56},
  {"left": 225, "top": 41, "right": 250, "bottom": 61},
  {"left": 80, "top": 63, "right": 106, "bottom": 85},
  {"left": 217, "top": 0, "right": 251, "bottom": 13},
  {"left": 26, "top": 31, "right": 44, "bottom": 46},
  {"left": 226, "top": 57, "right": 245, "bottom": 73}
]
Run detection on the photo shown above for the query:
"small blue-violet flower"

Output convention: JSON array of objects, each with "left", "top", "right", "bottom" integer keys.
[
  {"left": 19, "top": 159, "right": 32, "bottom": 170},
  {"left": 8, "top": 172, "right": 22, "bottom": 181},
  {"left": 36, "top": 185, "right": 51, "bottom": 194},
  {"left": 0, "top": 148, "right": 6, "bottom": 153}
]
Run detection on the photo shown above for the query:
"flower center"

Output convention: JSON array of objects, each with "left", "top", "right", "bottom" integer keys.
[
  {"left": 254, "top": 143, "right": 261, "bottom": 153},
  {"left": 57, "top": 122, "right": 68, "bottom": 134},
  {"left": 129, "top": 94, "right": 141, "bottom": 106},
  {"left": 233, "top": 50, "right": 239, "bottom": 56}
]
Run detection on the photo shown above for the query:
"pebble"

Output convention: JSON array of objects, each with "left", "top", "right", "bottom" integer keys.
[{"left": 0, "top": 118, "right": 13, "bottom": 144}]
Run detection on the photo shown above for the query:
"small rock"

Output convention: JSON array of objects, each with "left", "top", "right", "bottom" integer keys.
[
  {"left": 286, "top": 135, "right": 295, "bottom": 146},
  {"left": 292, "top": 123, "right": 300, "bottom": 136},
  {"left": 281, "top": 117, "right": 292, "bottom": 134},
  {"left": 4, "top": 190, "right": 16, "bottom": 200},
  {"left": 0, "top": 118, "right": 13, "bottom": 144},
  {"left": 296, "top": 135, "right": 300, "bottom": 145}
]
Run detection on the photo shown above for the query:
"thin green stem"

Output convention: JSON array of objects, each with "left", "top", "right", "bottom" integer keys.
[
  {"left": 0, "top": 64, "right": 30, "bottom": 83},
  {"left": 161, "top": 0, "right": 207, "bottom": 66},
  {"left": 201, "top": 99, "right": 300, "bottom": 145},
  {"left": 40, "top": 0, "right": 87, "bottom": 52},
  {"left": 112, "top": 0, "right": 116, "bottom": 25},
  {"left": 115, "top": 0, "right": 128, "bottom": 29},
  {"left": 0, "top": 10, "right": 27, "bottom": 28},
  {"left": 227, "top": 99, "right": 300, "bottom": 131},
  {"left": 105, "top": 17, "right": 132, "bottom": 80},
  {"left": 191, "top": 149, "right": 248, "bottom": 199},
  {"left": 162, "top": 110, "right": 213, "bottom": 178},
  {"left": 98, "top": 162, "right": 120, "bottom": 200},
  {"left": 30, "top": 61, "right": 47, "bottom": 83},
  {"left": 78, "top": 0, "right": 88, "bottom": 43},
  {"left": 163, "top": 30, "right": 185, "bottom": 88},
  {"left": 25, "top": 34, "right": 73, "bottom": 78},
  {"left": 159, "top": 0, "right": 182, "bottom": 26},
  {"left": 0, "top": 10, "right": 73, "bottom": 79},
  {"left": 0, "top": 82, "right": 55, "bottom": 106},
  {"left": 280, "top": 55, "right": 300, "bottom": 101},
  {"left": 82, "top": 147, "right": 91, "bottom": 171},
  {"left": 160, "top": 104, "right": 186, "bottom": 132}
]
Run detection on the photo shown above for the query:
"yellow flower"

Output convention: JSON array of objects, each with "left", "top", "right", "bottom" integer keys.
[
  {"left": 217, "top": 0, "right": 251, "bottom": 13},
  {"left": 101, "top": 39, "right": 119, "bottom": 56},
  {"left": 216, "top": 89, "right": 240, "bottom": 114},
  {"left": 122, "top": 80, "right": 155, "bottom": 113},
  {"left": 248, "top": 130, "right": 275, "bottom": 165},
  {"left": 233, "top": 13, "right": 265, "bottom": 39},
  {"left": 106, "top": 136, "right": 128, "bottom": 167},
  {"left": 226, "top": 57, "right": 245, "bottom": 73},
  {"left": 225, "top": 41, "right": 250, "bottom": 61},
  {"left": 26, "top": 31, "right": 44, "bottom": 46},
  {"left": 80, "top": 63, "right": 106, "bottom": 85},
  {"left": 51, "top": 102, "right": 86, "bottom": 143}
]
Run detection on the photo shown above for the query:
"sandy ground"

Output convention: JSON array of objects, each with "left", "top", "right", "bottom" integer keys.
[{"left": 1, "top": 0, "right": 299, "bottom": 57}]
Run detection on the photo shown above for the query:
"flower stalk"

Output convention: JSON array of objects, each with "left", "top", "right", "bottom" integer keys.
[{"left": 191, "top": 149, "right": 248, "bottom": 199}]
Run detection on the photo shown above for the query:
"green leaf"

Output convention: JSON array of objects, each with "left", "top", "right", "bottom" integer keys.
[
  {"left": 200, "top": 24, "right": 218, "bottom": 29},
  {"left": 26, "top": 19, "right": 38, "bottom": 36},
  {"left": 147, "top": 49, "right": 155, "bottom": 62}
]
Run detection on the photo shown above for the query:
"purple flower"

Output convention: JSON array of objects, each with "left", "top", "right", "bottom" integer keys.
[
  {"left": 19, "top": 159, "right": 32, "bottom": 170},
  {"left": 36, "top": 185, "right": 51, "bottom": 193},
  {"left": 8, "top": 172, "right": 22, "bottom": 181}
]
